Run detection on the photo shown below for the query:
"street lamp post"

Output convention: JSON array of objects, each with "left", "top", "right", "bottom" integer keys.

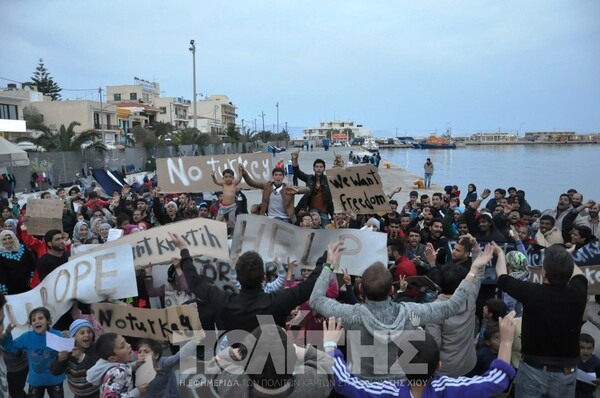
[
  {"left": 189, "top": 40, "right": 197, "bottom": 129},
  {"left": 276, "top": 102, "right": 279, "bottom": 134}
]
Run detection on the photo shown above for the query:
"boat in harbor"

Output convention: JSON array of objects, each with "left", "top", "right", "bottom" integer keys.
[
  {"left": 364, "top": 137, "right": 380, "bottom": 152},
  {"left": 413, "top": 130, "right": 456, "bottom": 149}
]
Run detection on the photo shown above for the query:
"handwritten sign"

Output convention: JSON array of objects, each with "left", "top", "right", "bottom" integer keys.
[
  {"left": 25, "top": 198, "right": 64, "bottom": 235},
  {"left": 446, "top": 239, "right": 600, "bottom": 291},
  {"left": 46, "top": 332, "right": 75, "bottom": 352},
  {"left": 156, "top": 153, "right": 273, "bottom": 193},
  {"left": 70, "top": 218, "right": 229, "bottom": 268},
  {"left": 326, "top": 164, "right": 388, "bottom": 214},
  {"left": 107, "top": 229, "right": 123, "bottom": 242},
  {"left": 91, "top": 303, "right": 203, "bottom": 343},
  {"left": 5, "top": 244, "right": 137, "bottom": 338},
  {"left": 230, "top": 215, "right": 388, "bottom": 276}
]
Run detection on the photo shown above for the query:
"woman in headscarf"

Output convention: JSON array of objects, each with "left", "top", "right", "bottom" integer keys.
[
  {"left": 502, "top": 250, "right": 529, "bottom": 317},
  {"left": 73, "top": 220, "right": 94, "bottom": 245},
  {"left": 0, "top": 230, "right": 35, "bottom": 295},
  {"left": 98, "top": 223, "right": 111, "bottom": 243},
  {"left": 3, "top": 218, "right": 18, "bottom": 234}
]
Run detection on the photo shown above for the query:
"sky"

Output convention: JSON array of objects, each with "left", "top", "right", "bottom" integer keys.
[{"left": 1, "top": 0, "right": 599, "bottom": 138}]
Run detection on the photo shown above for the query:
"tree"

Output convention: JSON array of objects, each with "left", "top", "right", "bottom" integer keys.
[
  {"left": 30, "top": 58, "right": 62, "bottom": 100},
  {"left": 23, "top": 107, "right": 44, "bottom": 127},
  {"left": 17, "top": 121, "right": 106, "bottom": 152},
  {"left": 223, "top": 123, "right": 240, "bottom": 143}
]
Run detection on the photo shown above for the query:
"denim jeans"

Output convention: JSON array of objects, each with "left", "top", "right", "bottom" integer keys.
[
  {"left": 516, "top": 361, "right": 576, "bottom": 398},
  {"left": 424, "top": 173, "right": 432, "bottom": 188}
]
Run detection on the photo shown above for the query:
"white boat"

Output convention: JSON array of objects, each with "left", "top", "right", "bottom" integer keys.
[{"left": 364, "top": 138, "right": 379, "bottom": 152}]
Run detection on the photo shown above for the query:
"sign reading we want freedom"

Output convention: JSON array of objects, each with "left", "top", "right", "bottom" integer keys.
[
  {"left": 326, "top": 164, "right": 389, "bottom": 214},
  {"left": 156, "top": 153, "right": 273, "bottom": 193}
]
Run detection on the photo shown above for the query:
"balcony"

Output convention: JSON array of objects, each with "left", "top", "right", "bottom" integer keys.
[{"left": 94, "top": 124, "right": 119, "bottom": 131}]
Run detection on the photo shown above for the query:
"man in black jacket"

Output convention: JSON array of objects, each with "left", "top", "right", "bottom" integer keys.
[
  {"left": 173, "top": 232, "right": 323, "bottom": 333},
  {"left": 291, "top": 150, "right": 333, "bottom": 226}
]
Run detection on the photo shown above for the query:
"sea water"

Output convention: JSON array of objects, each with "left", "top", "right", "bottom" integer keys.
[{"left": 379, "top": 144, "right": 600, "bottom": 211}]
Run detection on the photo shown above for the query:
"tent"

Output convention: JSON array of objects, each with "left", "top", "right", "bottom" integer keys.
[{"left": 0, "top": 137, "right": 30, "bottom": 167}]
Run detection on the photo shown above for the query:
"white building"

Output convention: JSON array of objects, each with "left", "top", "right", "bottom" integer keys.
[{"left": 302, "top": 121, "right": 371, "bottom": 141}]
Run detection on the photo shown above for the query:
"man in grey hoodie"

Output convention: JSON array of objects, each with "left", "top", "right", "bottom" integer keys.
[{"left": 309, "top": 240, "right": 494, "bottom": 381}]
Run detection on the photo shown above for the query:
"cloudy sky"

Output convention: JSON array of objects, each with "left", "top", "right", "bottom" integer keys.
[{"left": 1, "top": 0, "right": 599, "bottom": 137}]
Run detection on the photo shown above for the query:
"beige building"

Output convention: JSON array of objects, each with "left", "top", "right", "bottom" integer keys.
[
  {"left": 107, "top": 78, "right": 160, "bottom": 105},
  {"left": 29, "top": 100, "right": 120, "bottom": 144},
  {"left": 193, "top": 95, "right": 237, "bottom": 136},
  {"left": 154, "top": 97, "right": 191, "bottom": 129}
]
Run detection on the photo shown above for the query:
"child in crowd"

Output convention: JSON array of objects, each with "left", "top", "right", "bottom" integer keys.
[
  {"left": 477, "top": 298, "right": 508, "bottom": 348},
  {"left": 136, "top": 335, "right": 201, "bottom": 398},
  {"left": 576, "top": 333, "right": 600, "bottom": 398},
  {"left": 86, "top": 333, "right": 148, "bottom": 398},
  {"left": 473, "top": 326, "right": 501, "bottom": 375},
  {"left": 2, "top": 307, "right": 66, "bottom": 398},
  {"left": 211, "top": 166, "right": 242, "bottom": 228},
  {"left": 324, "top": 313, "right": 516, "bottom": 397},
  {"left": 50, "top": 319, "right": 99, "bottom": 398}
]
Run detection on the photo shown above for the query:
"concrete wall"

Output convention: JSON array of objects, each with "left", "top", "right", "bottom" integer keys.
[{"left": 11, "top": 140, "right": 290, "bottom": 193}]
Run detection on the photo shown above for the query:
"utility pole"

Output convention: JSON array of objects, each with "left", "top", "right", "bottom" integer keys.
[
  {"left": 189, "top": 40, "right": 197, "bottom": 129},
  {"left": 285, "top": 121, "right": 288, "bottom": 134},
  {"left": 241, "top": 118, "right": 245, "bottom": 136},
  {"left": 276, "top": 102, "right": 279, "bottom": 134},
  {"left": 259, "top": 111, "right": 266, "bottom": 142},
  {"left": 98, "top": 86, "right": 104, "bottom": 142}
]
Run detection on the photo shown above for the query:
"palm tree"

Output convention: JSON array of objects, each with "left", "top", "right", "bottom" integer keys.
[{"left": 18, "top": 121, "right": 107, "bottom": 152}]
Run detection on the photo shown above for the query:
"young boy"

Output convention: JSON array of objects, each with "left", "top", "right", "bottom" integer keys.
[
  {"left": 473, "top": 326, "right": 501, "bottom": 375},
  {"left": 211, "top": 165, "right": 242, "bottom": 228},
  {"left": 324, "top": 312, "right": 516, "bottom": 397},
  {"left": 577, "top": 333, "right": 600, "bottom": 398},
  {"left": 86, "top": 333, "right": 148, "bottom": 398},
  {"left": 478, "top": 298, "right": 507, "bottom": 348}
]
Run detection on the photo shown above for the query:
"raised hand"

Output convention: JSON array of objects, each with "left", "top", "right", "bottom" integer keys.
[
  {"left": 168, "top": 232, "right": 188, "bottom": 250},
  {"left": 342, "top": 268, "right": 351, "bottom": 285},
  {"left": 323, "top": 317, "right": 344, "bottom": 347},
  {"left": 471, "top": 244, "right": 494, "bottom": 271},
  {"left": 481, "top": 188, "right": 491, "bottom": 200},
  {"left": 326, "top": 240, "right": 345, "bottom": 269}
]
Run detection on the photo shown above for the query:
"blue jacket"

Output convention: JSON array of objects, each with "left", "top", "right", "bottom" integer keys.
[
  {"left": 2, "top": 328, "right": 66, "bottom": 386},
  {"left": 330, "top": 349, "right": 514, "bottom": 397}
]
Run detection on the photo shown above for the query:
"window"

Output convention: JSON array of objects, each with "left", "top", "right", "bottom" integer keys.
[
  {"left": 0, "top": 104, "right": 18, "bottom": 120},
  {"left": 159, "top": 107, "right": 167, "bottom": 114},
  {"left": 113, "top": 93, "right": 122, "bottom": 101},
  {"left": 142, "top": 94, "right": 150, "bottom": 103},
  {"left": 130, "top": 93, "right": 138, "bottom": 101}
]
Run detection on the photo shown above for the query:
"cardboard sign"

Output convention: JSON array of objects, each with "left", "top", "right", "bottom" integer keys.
[
  {"left": 107, "top": 228, "right": 123, "bottom": 242},
  {"left": 326, "top": 164, "right": 389, "bottom": 214},
  {"left": 230, "top": 215, "right": 388, "bottom": 276},
  {"left": 71, "top": 218, "right": 229, "bottom": 268},
  {"left": 5, "top": 244, "right": 137, "bottom": 337},
  {"left": 529, "top": 265, "right": 600, "bottom": 294},
  {"left": 91, "top": 303, "right": 203, "bottom": 343},
  {"left": 136, "top": 356, "right": 157, "bottom": 386},
  {"left": 24, "top": 198, "right": 64, "bottom": 235},
  {"left": 446, "top": 239, "right": 600, "bottom": 290},
  {"left": 156, "top": 153, "right": 273, "bottom": 193}
]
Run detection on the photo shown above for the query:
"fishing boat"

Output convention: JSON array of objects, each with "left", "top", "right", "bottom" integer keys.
[{"left": 413, "top": 130, "right": 456, "bottom": 149}]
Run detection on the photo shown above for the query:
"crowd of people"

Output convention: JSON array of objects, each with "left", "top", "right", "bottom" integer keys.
[{"left": 0, "top": 147, "right": 598, "bottom": 398}]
